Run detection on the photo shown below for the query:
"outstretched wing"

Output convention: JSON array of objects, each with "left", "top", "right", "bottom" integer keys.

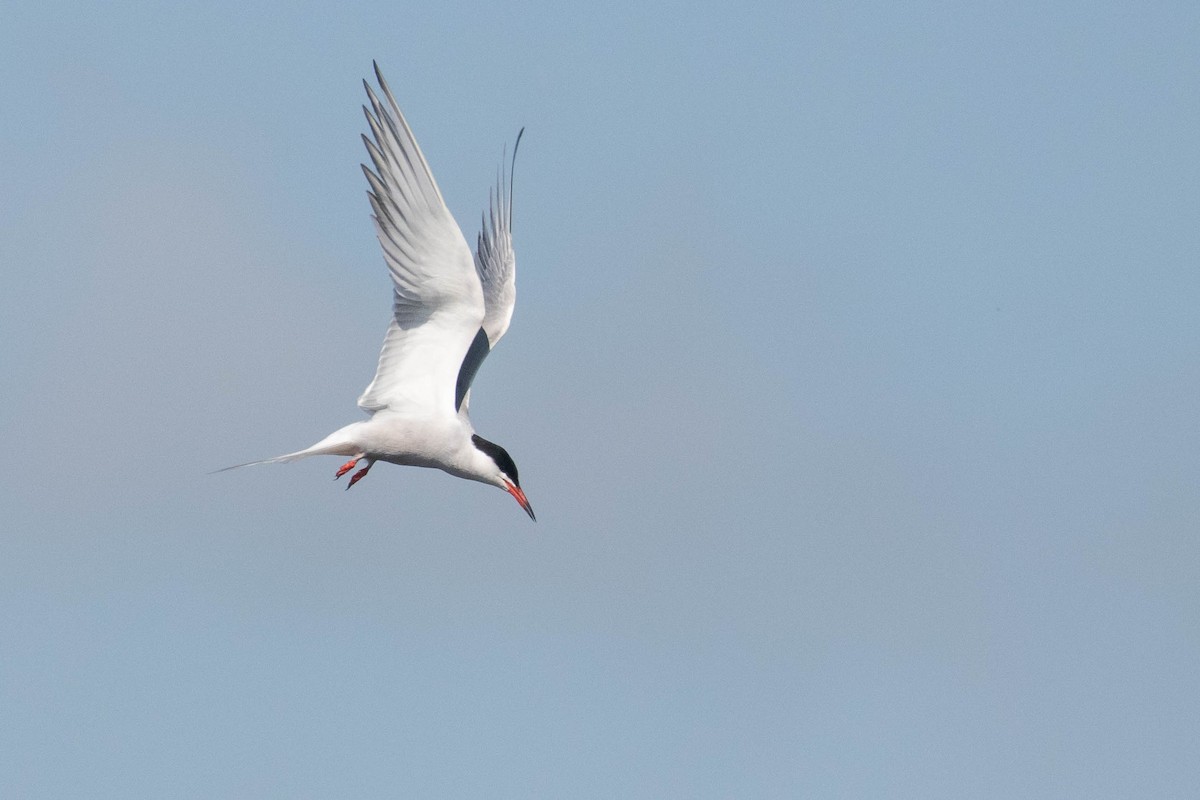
[
  {"left": 455, "top": 129, "right": 525, "bottom": 414},
  {"left": 356, "top": 63, "right": 485, "bottom": 417},
  {"left": 476, "top": 128, "right": 524, "bottom": 346}
]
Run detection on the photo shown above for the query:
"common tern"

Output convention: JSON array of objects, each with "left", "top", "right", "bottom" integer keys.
[{"left": 221, "top": 63, "right": 535, "bottom": 521}]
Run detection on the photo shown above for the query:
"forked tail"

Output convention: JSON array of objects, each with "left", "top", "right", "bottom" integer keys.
[
  {"left": 210, "top": 450, "right": 315, "bottom": 474},
  {"left": 211, "top": 436, "right": 360, "bottom": 475}
]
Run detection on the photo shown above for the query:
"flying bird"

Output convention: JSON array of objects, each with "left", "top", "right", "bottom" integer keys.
[{"left": 221, "top": 63, "right": 535, "bottom": 520}]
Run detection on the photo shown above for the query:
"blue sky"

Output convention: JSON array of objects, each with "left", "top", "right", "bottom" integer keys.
[{"left": 2, "top": 1, "right": 1198, "bottom": 796}]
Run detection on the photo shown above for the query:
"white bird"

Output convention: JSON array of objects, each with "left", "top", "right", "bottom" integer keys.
[{"left": 221, "top": 63, "right": 535, "bottom": 520}]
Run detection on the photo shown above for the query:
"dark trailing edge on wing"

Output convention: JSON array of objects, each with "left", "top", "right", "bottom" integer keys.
[{"left": 455, "top": 327, "right": 491, "bottom": 411}]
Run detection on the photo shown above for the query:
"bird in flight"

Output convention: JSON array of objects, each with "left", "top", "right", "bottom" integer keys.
[{"left": 221, "top": 63, "right": 535, "bottom": 520}]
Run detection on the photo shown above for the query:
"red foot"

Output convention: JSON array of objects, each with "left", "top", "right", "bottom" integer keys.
[
  {"left": 346, "top": 464, "right": 372, "bottom": 490},
  {"left": 334, "top": 458, "right": 360, "bottom": 479}
]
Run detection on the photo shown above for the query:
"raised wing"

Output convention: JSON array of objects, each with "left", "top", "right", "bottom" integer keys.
[
  {"left": 455, "top": 130, "right": 525, "bottom": 413},
  {"left": 356, "top": 63, "right": 485, "bottom": 417},
  {"left": 476, "top": 128, "right": 523, "bottom": 345}
]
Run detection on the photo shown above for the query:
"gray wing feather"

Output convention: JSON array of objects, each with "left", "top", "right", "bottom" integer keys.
[
  {"left": 457, "top": 129, "right": 524, "bottom": 415},
  {"left": 474, "top": 128, "right": 524, "bottom": 346}
]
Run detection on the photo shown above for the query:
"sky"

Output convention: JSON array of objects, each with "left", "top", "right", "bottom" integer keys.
[{"left": 2, "top": 1, "right": 1198, "bottom": 796}]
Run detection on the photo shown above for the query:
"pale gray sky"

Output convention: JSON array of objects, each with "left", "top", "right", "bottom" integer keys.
[{"left": 2, "top": 1, "right": 1199, "bottom": 796}]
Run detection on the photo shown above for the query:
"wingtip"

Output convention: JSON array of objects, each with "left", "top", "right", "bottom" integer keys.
[
  {"left": 508, "top": 128, "right": 525, "bottom": 230},
  {"left": 372, "top": 61, "right": 394, "bottom": 101}
]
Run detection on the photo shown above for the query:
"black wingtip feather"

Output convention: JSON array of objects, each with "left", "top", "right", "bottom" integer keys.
[{"left": 509, "top": 128, "right": 524, "bottom": 230}]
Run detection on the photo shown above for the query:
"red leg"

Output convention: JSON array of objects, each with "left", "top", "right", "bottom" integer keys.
[
  {"left": 346, "top": 461, "right": 373, "bottom": 490},
  {"left": 334, "top": 454, "right": 364, "bottom": 479}
]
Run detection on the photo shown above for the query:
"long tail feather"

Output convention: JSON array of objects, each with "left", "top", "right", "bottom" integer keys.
[
  {"left": 209, "top": 450, "right": 316, "bottom": 474},
  {"left": 210, "top": 438, "right": 360, "bottom": 475}
]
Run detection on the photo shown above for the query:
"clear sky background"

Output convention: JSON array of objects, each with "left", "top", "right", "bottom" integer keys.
[{"left": 2, "top": 1, "right": 1198, "bottom": 797}]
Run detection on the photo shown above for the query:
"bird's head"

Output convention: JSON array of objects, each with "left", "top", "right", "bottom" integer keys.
[{"left": 471, "top": 434, "right": 535, "bottom": 521}]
